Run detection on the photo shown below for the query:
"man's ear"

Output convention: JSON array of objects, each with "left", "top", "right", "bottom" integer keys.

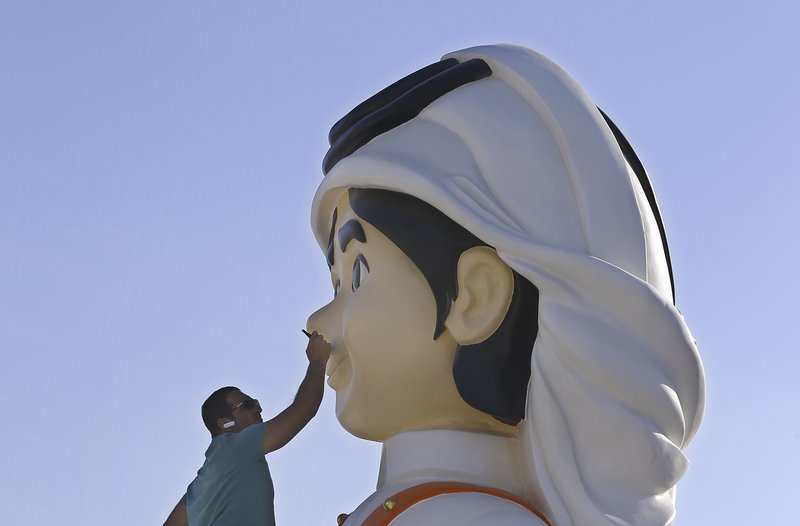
[
  {"left": 218, "top": 418, "right": 234, "bottom": 431},
  {"left": 445, "top": 246, "right": 514, "bottom": 345}
]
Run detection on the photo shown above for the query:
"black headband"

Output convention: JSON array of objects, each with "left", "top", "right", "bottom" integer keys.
[{"left": 323, "top": 58, "right": 492, "bottom": 174}]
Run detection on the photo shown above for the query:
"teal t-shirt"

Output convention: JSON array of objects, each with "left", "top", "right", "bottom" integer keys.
[{"left": 185, "top": 422, "right": 275, "bottom": 526}]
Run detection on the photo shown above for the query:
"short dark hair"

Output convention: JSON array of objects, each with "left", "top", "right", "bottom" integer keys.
[
  {"left": 347, "top": 188, "right": 539, "bottom": 425},
  {"left": 202, "top": 386, "right": 239, "bottom": 435}
]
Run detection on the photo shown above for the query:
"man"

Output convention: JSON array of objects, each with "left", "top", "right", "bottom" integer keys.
[
  {"left": 163, "top": 332, "right": 331, "bottom": 526},
  {"left": 306, "top": 45, "right": 704, "bottom": 525}
]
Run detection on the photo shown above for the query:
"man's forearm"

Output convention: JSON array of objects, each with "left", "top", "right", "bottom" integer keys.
[
  {"left": 262, "top": 359, "right": 328, "bottom": 453},
  {"left": 262, "top": 333, "right": 331, "bottom": 453},
  {"left": 292, "top": 360, "right": 326, "bottom": 417}
]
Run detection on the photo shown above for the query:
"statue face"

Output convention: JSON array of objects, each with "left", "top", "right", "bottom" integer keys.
[{"left": 307, "top": 192, "right": 491, "bottom": 441}]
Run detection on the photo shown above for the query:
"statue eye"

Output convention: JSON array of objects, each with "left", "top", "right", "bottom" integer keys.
[{"left": 351, "top": 255, "right": 370, "bottom": 292}]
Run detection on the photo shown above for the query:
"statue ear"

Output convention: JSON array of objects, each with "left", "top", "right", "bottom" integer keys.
[{"left": 445, "top": 246, "right": 514, "bottom": 345}]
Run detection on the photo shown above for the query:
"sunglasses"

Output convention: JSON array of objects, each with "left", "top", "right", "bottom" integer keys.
[{"left": 232, "top": 398, "right": 260, "bottom": 412}]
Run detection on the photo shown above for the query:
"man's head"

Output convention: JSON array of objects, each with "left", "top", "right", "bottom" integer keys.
[{"left": 201, "top": 386, "right": 263, "bottom": 437}]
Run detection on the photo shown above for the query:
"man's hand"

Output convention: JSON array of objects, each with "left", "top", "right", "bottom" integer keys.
[{"left": 305, "top": 331, "right": 332, "bottom": 367}]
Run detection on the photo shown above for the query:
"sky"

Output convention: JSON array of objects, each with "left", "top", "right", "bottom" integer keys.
[{"left": 1, "top": 1, "right": 798, "bottom": 524}]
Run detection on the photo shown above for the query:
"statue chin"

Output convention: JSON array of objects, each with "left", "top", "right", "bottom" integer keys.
[{"left": 335, "top": 384, "right": 520, "bottom": 442}]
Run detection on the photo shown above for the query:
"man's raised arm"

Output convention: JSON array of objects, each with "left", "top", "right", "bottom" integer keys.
[{"left": 262, "top": 332, "right": 331, "bottom": 453}]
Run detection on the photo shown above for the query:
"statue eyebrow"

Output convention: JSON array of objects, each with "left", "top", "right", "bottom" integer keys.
[{"left": 337, "top": 219, "right": 366, "bottom": 254}]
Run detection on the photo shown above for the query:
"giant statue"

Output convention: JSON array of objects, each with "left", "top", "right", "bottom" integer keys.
[{"left": 306, "top": 45, "right": 705, "bottom": 526}]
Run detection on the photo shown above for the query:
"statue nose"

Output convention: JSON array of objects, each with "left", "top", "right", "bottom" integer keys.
[{"left": 306, "top": 297, "right": 342, "bottom": 345}]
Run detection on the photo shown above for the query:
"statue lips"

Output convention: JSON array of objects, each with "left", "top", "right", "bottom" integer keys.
[{"left": 326, "top": 353, "right": 351, "bottom": 390}]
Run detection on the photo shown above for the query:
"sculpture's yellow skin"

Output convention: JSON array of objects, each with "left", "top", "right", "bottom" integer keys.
[{"left": 307, "top": 192, "right": 516, "bottom": 441}]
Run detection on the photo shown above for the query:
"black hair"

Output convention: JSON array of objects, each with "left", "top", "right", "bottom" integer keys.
[
  {"left": 348, "top": 188, "right": 539, "bottom": 425},
  {"left": 201, "top": 386, "right": 239, "bottom": 436}
]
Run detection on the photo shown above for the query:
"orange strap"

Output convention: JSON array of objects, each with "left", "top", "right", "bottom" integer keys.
[{"left": 343, "top": 481, "right": 551, "bottom": 526}]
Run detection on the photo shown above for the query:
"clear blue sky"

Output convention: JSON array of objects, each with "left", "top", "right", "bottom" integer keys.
[{"left": 1, "top": 2, "right": 797, "bottom": 524}]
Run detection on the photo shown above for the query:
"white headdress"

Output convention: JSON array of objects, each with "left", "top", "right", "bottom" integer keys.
[{"left": 311, "top": 44, "right": 705, "bottom": 526}]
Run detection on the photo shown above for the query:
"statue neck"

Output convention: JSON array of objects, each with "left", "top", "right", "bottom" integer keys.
[{"left": 377, "top": 428, "right": 525, "bottom": 495}]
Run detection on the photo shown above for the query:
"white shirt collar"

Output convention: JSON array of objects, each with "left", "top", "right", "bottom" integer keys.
[{"left": 377, "top": 428, "right": 524, "bottom": 495}]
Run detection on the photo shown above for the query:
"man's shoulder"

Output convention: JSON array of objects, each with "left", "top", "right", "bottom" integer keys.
[
  {"left": 231, "top": 422, "right": 268, "bottom": 448},
  {"left": 210, "top": 422, "right": 268, "bottom": 458},
  {"left": 238, "top": 421, "right": 268, "bottom": 437}
]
